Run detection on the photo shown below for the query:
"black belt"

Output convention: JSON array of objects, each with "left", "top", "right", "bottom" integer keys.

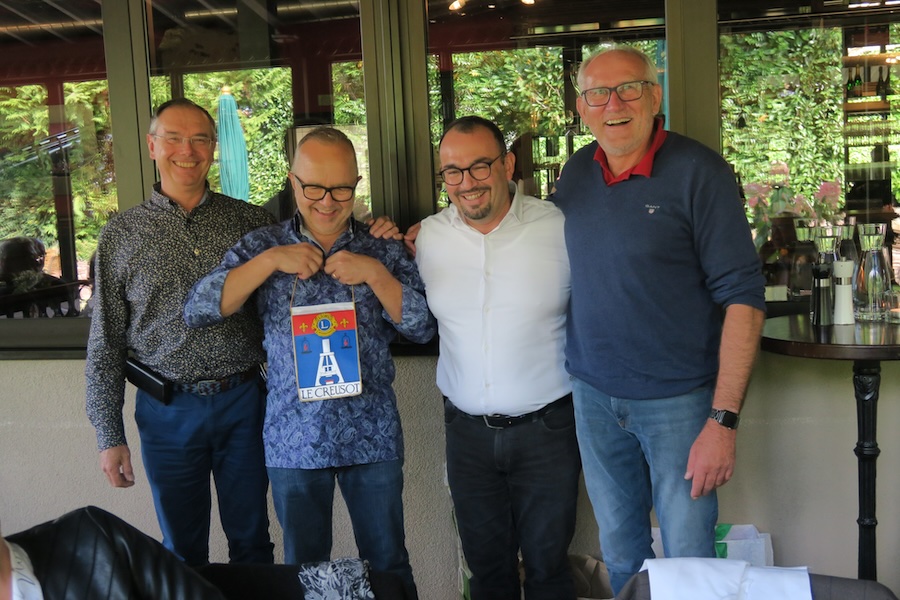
[
  {"left": 173, "top": 367, "right": 259, "bottom": 396},
  {"left": 447, "top": 393, "right": 572, "bottom": 430}
]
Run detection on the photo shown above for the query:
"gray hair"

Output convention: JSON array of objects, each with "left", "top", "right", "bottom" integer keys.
[
  {"left": 148, "top": 98, "right": 217, "bottom": 139},
  {"left": 576, "top": 45, "right": 658, "bottom": 91}
]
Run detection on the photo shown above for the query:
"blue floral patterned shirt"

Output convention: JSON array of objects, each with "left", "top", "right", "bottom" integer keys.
[{"left": 184, "top": 216, "right": 436, "bottom": 469}]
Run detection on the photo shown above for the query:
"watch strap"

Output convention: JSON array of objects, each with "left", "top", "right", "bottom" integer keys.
[{"left": 709, "top": 408, "right": 740, "bottom": 430}]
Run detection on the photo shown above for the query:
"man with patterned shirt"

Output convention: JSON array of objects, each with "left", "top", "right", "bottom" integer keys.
[
  {"left": 85, "top": 98, "right": 275, "bottom": 567},
  {"left": 184, "top": 126, "right": 435, "bottom": 599}
]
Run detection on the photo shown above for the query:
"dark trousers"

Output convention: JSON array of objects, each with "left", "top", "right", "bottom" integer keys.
[
  {"left": 444, "top": 397, "right": 581, "bottom": 600},
  {"left": 135, "top": 379, "right": 273, "bottom": 566}
]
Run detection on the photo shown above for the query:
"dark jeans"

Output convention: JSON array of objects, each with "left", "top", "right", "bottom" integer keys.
[
  {"left": 267, "top": 460, "right": 418, "bottom": 599},
  {"left": 135, "top": 379, "right": 273, "bottom": 566},
  {"left": 444, "top": 397, "right": 581, "bottom": 600}
]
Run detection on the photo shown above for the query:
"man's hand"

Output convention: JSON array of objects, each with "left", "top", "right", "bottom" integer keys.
[
  {"left": 684, "top": 420, "right": 736, "bottom": 499},
  {"left": 367, "top": 216, "right": 402, "bottom": 241},
  {"left": 100, "top": 445, "right": 135, "bottom": 488},
  {"left": 325, "top": 250, "right": 403, "bottom": 322},
  {"left": 324, "top": 250, "right": 387, "bottom": 286},
  {"left": 266, "top": 243, "right": 324, "bottom": 279},
  {"left": 403, "top": 221, "right": 422, "bottom": 257}
]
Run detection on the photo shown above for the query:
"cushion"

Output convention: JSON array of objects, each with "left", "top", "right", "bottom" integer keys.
[{"left": 297, "top": 557, "right": 375, "bottom": 600}]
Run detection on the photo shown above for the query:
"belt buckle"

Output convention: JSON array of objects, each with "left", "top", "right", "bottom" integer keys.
[{"left": 482, "top": 414, "right": 505, "bottom": 430}]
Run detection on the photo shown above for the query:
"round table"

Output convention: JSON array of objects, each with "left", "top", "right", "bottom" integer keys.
[{"left": 761, "top": 314, "right": 900, "bottom": 581}]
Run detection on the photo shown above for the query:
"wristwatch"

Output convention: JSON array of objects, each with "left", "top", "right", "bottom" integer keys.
[{"left": 709, "top": 408, "right": 740, "bottom": 430}]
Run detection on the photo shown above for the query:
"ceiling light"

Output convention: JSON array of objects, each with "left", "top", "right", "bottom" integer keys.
[
  {"left": 521, "top": 0, "right": 535, "bottom": 4},
  {"left": 449, "top": 0, "right": 466, "bottom": 10}
]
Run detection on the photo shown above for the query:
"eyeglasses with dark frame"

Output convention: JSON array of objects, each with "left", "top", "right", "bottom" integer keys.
[
  {"left": 439, "top": 154, "right": 504, "bottom": 186},
  {"left": 151, "top": 133, "right": 215, "bottom": 148},
  {"left": 289, "top": 172, "right": 358, "bottom": 202},
  {"left": 579, "top": 80, "right": 654, "bottom": 107}
]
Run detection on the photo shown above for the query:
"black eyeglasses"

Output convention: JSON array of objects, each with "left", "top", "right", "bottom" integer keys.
[
  {"left": 151, "top": 134, "right": 215, "bottom": 148},
  {"left": 439, "top": 154, "right": 504, "bottom": 186},
  {"left": 289, "top": 172, "right": 358, "bottom": 202},
  {"left": 580, "top": 80, "right": 654, "bottom": 107}
]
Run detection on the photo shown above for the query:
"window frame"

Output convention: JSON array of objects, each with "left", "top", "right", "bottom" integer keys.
[{"left": 1, "top": 0, "right": 720, "bottom": 358}]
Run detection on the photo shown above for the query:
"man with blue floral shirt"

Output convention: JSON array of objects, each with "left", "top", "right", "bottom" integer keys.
[{"left": 184, "top": 127, "right": 435, "bottom": 599}]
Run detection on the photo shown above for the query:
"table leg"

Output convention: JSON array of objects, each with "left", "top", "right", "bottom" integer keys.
[{"left": 852, "top": 359, "right": 881, "bottom": 581}]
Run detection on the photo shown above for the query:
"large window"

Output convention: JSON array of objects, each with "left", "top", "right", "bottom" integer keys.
[
  {"left": 426, "top": 0, "right": 666, "bottom": 205},
  {"left": 0, "top": 2, "right": 108, "bottom": 320},
  {"left": 718, "top": 3, "right": 900, "bottom": 284},
  {"left": 10, "top": 1, "right": 900, "bottom": 353}
]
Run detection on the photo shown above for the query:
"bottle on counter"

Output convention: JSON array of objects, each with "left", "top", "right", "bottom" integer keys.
[
  {"left": 833, "top": 259, "right": 855, "bottom": 325},
  {"left": 811, "top": 262, "right": 834, "bottom": 327}
]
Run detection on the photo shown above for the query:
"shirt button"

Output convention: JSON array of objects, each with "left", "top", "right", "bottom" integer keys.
[{"left": 194, "top": 248, "right": 200, "bottom": 256}]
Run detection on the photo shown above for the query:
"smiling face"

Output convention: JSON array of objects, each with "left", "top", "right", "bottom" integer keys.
[
  {"left": 146, "top": 104, "right": 216, "bottom": 208},
  {"left": 439, "top": 125, "right": 515, "bottom": 234},
  {"left": 291, "top": 137, "right": 358, "bottom": 249},
  {"left": 576, "top": 49, "right": 662, "bottom": 174}
]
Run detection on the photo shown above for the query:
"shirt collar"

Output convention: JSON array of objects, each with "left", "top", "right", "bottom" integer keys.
[
  {"left": 593, "top": 116, "right": 668, "bottom": 186},
  {"left": 291, "top": 213, "right": 357, "bottom": 250},
  {"left": 150, "top": 182, "right": 211, "bottom": 213},
  {"left": 5, "top": 540, "right": 44, "bottom": 600}
]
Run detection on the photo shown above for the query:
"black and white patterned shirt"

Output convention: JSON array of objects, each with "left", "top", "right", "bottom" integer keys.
[{"left": 85, "top": 183, "right": 276, "bottom": 451}]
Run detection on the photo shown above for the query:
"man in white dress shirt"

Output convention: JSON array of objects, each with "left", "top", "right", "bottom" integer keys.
[{"left": 414, "top": 116, "right": 579, "bottom": 600}]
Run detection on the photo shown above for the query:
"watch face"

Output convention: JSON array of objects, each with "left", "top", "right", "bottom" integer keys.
[{"left": 711, "top": 409, "right": 740, "bottom": 429}]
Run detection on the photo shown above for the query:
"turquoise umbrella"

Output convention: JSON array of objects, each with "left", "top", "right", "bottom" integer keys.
[{"left": 217, "top": 87, "right": 250, "bottom": 201}]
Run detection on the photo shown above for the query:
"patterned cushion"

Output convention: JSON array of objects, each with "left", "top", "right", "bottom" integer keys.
[{"left": 296, "top": 558, "right": 375, "bottom": 600}]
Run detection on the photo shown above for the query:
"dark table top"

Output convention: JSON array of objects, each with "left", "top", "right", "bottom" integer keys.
[{"left": 762, "top": 314, "right": 900, "bottom": 361}]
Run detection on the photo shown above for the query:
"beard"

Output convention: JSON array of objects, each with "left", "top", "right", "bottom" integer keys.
[{"left": 453, "top": 186, "right": 494, "bottom": 222}]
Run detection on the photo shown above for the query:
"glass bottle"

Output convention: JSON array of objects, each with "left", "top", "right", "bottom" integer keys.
[{"left": 854, "top": 223, "right": 890, "bottom": 321}]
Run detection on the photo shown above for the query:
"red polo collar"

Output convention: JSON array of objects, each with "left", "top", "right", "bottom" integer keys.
[{"left": 593, "top": 117, "right": 667, "bottom": 186}]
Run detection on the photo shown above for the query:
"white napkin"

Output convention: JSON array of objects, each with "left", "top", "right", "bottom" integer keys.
[
  {"left": 641, "top": 557, "right": 812, "bottom": 600},
  {"left": 741, "top": 565, "right": 812, "bottom": 600}
]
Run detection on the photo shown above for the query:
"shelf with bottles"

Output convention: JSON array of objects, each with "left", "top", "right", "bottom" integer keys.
[{"left": 843, "top": 60, "right": 894, "bottom": 104}]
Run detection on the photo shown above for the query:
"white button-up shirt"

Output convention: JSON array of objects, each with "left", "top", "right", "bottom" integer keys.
[{"left": 416, "top": 185, "right": 571, "bottom": 416}]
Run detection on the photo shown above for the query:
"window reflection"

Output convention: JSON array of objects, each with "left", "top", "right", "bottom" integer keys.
[
  {"left": 0, "top": 80, "right": 109, "bottom": 318},
  {"left": 426, "top": 0, "right": 666, "bottom": 203},
  {"left": 147, "top": 0, "right": 366, "bottom": 216},
  {"left": 0, "top": 0, "right": 109, "bottom": 319}
]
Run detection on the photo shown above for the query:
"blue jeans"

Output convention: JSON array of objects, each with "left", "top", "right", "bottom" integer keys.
[
  {"left": 444, "top": 397, "right": 581, "bottom": 600},
  {"left": 267, "top": 460, "right": 417, "bottom": 598},
  {"left": 135, "top": 379, "right": 273, "bottom": 566},
  {"left": 571, "top": 377, "right": 717, "bottom": 594}
]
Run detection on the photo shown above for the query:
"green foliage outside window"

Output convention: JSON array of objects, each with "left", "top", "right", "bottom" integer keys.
[
  {"left": 719, "top": 28, "right": 845, "bottom": 228},
  {"left": 0, "top": 30, "right": 887, "bottom": 276},
  {"left": 155, "top": 67, "right": 294, "bottom": 206},
  {"left": 0, "top": 81, "right": 116, "bottom": 266}
]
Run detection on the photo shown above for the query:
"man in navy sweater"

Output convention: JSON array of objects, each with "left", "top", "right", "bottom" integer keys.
[{"left": 551, "top": 45, "right": 766, "bottom": 593}]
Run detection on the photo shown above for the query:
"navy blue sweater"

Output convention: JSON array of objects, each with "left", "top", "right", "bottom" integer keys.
[{"left": 552, "top": 132, "right": 765, "bottom": 399}]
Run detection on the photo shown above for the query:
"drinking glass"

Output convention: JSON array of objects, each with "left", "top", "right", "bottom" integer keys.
[{"left": 813, "top": 224, "right": 843, "bottom": 264}]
